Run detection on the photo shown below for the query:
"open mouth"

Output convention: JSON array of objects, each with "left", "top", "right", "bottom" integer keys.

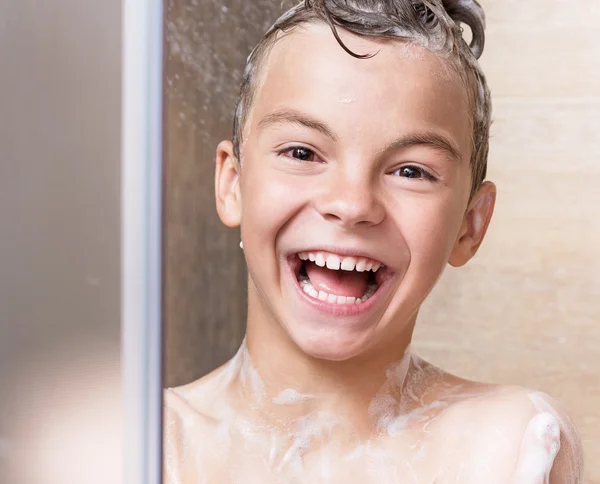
[{"left": 292, "top": 251, "right": 388, "bottom": 306}]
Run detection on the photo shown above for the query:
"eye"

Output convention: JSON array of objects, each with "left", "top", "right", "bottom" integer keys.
[
  {"left": 391, "top": 165, "right": 437, "bottom": 182},
  {"left": 280, "top": 146, "right": 321, "bottom": 163}
]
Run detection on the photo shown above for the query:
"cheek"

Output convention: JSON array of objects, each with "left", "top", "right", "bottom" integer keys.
[
  {"left": 240, "top": 162, "right": 310, "bottom": 244},
  {"left": 392, "top": 193, "right": 465, "bottom": 267}
]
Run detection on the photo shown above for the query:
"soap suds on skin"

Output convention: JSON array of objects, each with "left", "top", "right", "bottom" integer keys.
[
  {"left": 512, "top": 412, "right": 561, "bottom": 483},
  {"left": 239, "top": 343, "right": 266, "bottom": 401},
  {"left": 164, "top": 340, "right": 581, "bottom": 483},
  {"left": 272, "top": 389, "right": 316, "bottom": 405}
]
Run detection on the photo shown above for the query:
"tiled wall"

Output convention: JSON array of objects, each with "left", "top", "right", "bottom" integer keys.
[{"left": 412, "top": 1, "right": 600, "bottom": 481}]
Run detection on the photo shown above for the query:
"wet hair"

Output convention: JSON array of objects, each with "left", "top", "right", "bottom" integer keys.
[{"left": 232, "top": 0, "right": 491, "bottom": 198}]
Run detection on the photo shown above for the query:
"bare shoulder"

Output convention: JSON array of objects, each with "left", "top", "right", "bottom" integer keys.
[
  {"left": 164, "top": 361, "right": 235, "bottom": 425},
  {"left": 164, "top": 385, "right": 217, "bottom": 430},
  {"left": 518, "top": 389, "right": 584, "bottom": 483},
  {"left": 164, "top": 376, "right": 221, "bottom": 428},
  {"left": 438, "top": 383, "right": 584, "bottom": 483},
  {"left": 163, "top": 372, "right": 229, "bottom": 484}
]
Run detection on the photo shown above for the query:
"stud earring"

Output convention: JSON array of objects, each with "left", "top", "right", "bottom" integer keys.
[{"left": 239, "top": 240, "right": 244, "bottom": 249}]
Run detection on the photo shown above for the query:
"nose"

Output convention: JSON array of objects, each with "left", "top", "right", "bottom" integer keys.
[{"left": 315, "top": 170, "right": 385, "bottom": 228}]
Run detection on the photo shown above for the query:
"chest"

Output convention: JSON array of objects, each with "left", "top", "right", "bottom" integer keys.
[{"left": 175, "top": 423, "right": 517, "bottom": 484}]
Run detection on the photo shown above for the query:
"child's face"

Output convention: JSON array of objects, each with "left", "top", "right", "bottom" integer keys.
[{"left": 216, "top": 23, "right": 495, "bottom": 361}]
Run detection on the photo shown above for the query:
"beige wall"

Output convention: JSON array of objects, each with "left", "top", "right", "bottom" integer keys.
[
  {"left": 164, "top": 0, "right": 600, "bottom": 480},
  {"left": 413, "top": 1, "right": 600, "bottom": 481}
]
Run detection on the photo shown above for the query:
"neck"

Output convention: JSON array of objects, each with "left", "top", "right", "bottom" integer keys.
[{"left": 227, "top": 308, "right": 418, "bottom": 437}]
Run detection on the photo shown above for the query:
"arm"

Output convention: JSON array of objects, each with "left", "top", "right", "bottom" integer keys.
[
  {"left": 547, "top": 394, "right": 584, "bottom": 484},
  {"left": 163, "top": 391, "right": 185, "bottom": 484},
  {"left": 512, "top": 392, "right": 583, "bottom": 484},
  {"left": 549, "top": 433, "right": 584, "bottom": 484}
]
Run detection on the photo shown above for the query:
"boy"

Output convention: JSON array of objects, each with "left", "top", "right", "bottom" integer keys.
[{"left": 164, "top": 0, "right": 584, "bottom": 482}]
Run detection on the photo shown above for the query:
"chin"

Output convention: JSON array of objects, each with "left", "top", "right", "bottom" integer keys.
[{"left": 286, "top": 323, "right": 376, "bottom": 362}]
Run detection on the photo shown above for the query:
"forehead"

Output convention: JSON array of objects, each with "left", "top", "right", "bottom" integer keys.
[{"left": 249, "top": 23, "right": 472, "bottom": 159}]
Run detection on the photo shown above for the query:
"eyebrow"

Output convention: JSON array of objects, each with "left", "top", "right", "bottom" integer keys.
[
  {"left": 258, "top": 109, "right": 462, "bottom": 163},
  {"left": 258, "top": 109, "right": 338, "bottom": 141},
  {"left": 381, "top": 131, "right": 463, "bottom": 164}
]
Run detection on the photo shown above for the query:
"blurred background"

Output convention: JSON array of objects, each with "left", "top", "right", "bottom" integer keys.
[
  {"left": 0, "top": 1, "right": 123, "bottom": 483},
  {"left": 163, "top": 0, "right": 600, "bottom": 481},
  {"left": 1, "top": 0, "right": 165, "bottom": 482}
]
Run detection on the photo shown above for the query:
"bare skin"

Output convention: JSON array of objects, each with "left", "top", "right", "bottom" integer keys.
[
  {"left": 164, "top": 343, "right": 582, "bottom": 483},
  {"left": 164, "top": 23, "right": 583, "bottom": 483}
]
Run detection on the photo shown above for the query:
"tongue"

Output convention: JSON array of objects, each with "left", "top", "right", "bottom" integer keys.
[{"left": 305, "top": 262, "right": 369, "bottom": 298}]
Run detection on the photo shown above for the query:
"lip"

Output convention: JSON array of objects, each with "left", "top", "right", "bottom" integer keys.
[{"left": 285, "top": 251, "right": 396, "bottom": 317}]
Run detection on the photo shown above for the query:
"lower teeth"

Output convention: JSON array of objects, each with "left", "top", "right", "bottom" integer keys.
[{"left": 298, "top": 274, "right": 378, "bottom": 305}]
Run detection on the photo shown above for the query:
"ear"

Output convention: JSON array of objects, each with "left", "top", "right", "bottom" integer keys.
[
  {"left": 215, "top": 140, "right": 242, "bottom": 228},
  {"left": 448, "top": 181, "right": 496, "bottom": 267}
]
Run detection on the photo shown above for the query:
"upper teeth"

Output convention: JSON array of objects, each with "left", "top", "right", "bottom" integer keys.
[{"left": 297, "top": 251, "right": 382, "bottom": 272}]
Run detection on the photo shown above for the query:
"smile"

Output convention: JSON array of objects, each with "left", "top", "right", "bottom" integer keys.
[{"left": 291, "top": 250, "right": 391, "bottom": 308}]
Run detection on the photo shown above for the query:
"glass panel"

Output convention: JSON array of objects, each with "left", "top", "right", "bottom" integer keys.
[{"left": 0, "top": 1, "right": 123, "bottom": 483}]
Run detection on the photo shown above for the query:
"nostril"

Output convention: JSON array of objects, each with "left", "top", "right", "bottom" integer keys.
[
  {"left": 315, "top": 185, "right": 385, "bottom": 228},
  {"left": 322, "top": 212, "right": 343, "bottom": 223},
  {"left": 321, "top": 205, "right": 385, "bottom": 228}
]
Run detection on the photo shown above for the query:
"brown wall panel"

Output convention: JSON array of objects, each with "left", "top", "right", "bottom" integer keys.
[{"left": 163, "top": 1, "right": 288, "bottom": 386}]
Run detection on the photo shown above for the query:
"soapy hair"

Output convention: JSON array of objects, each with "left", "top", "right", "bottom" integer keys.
[{"left": 232, "top": 0, "right": 491, "bottom": 198}]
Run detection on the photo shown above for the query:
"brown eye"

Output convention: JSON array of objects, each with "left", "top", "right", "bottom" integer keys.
[
  {"left": 397, "top": 166, "right": 422, "bottom": 179},
  {"left": 290, "top": 147, "right": 315, "bottom": 161},
  {"left": 392, "top": 165, "right": 437, "bottom": 182}
]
